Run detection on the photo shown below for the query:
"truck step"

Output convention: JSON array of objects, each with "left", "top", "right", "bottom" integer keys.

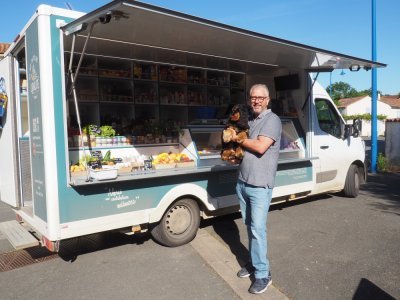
[{"left": 0, "top": 220, "right": 39, "bottom": 250}]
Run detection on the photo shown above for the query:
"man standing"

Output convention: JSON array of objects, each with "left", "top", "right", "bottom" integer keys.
[{"left": 234, "top": 83, "right": 281, "bottom": 294}]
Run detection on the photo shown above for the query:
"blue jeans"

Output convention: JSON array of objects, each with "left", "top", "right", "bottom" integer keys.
[{"left": 236, "top": 180, "right": 272, "bottom": 279}]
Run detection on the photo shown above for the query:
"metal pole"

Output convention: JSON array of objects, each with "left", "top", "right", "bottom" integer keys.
[{"left": 371, "top": 0, "right": 378, "bottom": 173}]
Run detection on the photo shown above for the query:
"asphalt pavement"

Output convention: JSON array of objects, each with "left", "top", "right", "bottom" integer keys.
[
  {"left": 0, "top": 201, "right": 285, "bottom": 299},
  {"left": 0, "top": 211, "right": 241, "bottom": 300},
  {"left": 1, "top": 171, "right": 399, "bottom": 299},
  {"left": 204, "top": 172, "right": 400, "bottom": 300}
]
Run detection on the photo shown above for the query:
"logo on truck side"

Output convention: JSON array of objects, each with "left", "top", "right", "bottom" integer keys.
[{"left": 29, "top": 55, "right": 40, "bottom": 99}]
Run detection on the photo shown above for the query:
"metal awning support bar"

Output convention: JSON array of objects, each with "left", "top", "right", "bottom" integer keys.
[
  {"left": 67, "top": 22, "right": 96, "bottom": 182},
  {"left": 302, "top": 72, "right": 321, "bottom": 111},
  {"left": 72, "top": 22, "right": 96, "bottom": 83}
]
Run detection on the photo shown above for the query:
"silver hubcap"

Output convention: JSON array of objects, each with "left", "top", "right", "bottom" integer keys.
[{"left": 165, "top": 205, "right": 191, "bottom": 235}]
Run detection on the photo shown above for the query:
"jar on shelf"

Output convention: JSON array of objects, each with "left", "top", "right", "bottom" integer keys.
[{"left": 96, "top": 137, "right": 104, "bottom": 146}]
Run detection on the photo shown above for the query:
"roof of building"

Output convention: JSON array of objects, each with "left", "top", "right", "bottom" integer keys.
[
  {"left": 337, "top": 96, "right": 366, "bottom": 108},
  {"left": 338, "top": 95, "right": 400, "bottom": 109},
  {"left": 380, "top": 95, "right": 400, "bottom": 109},
  {"left": 0, "top": 43, "right": 10, "bottom": 54}
]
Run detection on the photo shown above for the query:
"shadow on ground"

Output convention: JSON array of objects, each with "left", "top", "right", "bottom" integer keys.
[
  {"left": 201, "top": 213, "right": 248, "bottom": 267},
  {"left": 361, "top": 173, "right": 400, "bottom": 216},
  {"left": 200, "top": 193, "right": 331, "bottom": 268},
  {"left": 353, "top": 278, "right": 397, "bottom": 300},
  {"left": 58, "top": 231, "right": 151, "bottom": 262}
]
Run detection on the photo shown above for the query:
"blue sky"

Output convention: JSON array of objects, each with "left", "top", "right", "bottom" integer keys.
[{"left": 3, "top": 0, "right": 399, "bottom": 95}]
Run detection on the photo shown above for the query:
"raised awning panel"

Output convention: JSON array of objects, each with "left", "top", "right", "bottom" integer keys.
[{"left": 62, "top": 0, "right": 385, "bottom": 73}]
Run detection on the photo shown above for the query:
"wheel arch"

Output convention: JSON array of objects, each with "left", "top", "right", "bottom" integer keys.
[
  {"left": 352, "top": 159, "right": 367, "bottom": 184},
  {"left": 148, "top": 183, "right": 217, "bottom": 223}
]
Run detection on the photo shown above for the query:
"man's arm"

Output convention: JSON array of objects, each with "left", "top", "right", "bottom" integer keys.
[{"left": 240, "top": 135, "right": 275, "bottom": 155}]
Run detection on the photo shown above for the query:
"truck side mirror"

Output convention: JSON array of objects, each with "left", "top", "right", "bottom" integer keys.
[
  {"left": 352, "top": 118, "right": 362, "bottom": 137},
  {"left": 343, "top": 124, "right": 351, "bottom": 139}
]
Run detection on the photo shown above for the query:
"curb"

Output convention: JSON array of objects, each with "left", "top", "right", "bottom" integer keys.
[{"left": 190, "top": 229, "right": 289, "bottom": 300}]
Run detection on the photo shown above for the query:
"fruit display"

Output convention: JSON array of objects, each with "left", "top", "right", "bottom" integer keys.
[
  {"left": 70, "top": 163, "right": 86, "bottom": 173},
  {"left": 153, "top": 152, "right": 191, "bottom": 164},
  {"left": 152, "top": 152, "right": 195, "bottom": 169}
]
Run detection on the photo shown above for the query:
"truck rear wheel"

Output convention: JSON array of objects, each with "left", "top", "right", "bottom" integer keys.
[
  {"left": 150, "top": 198, "right": 200, "bottom": 247},
  {"left": 343, "top": 164, "right": 360, "bottom": 198}
]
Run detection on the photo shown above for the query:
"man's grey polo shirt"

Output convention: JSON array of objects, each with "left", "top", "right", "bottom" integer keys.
[{"left": 238, "top": 109, "right": 282, "bottom": 188}]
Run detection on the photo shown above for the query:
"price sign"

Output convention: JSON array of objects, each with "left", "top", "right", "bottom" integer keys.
[
  {"left": 88, "top": 150, "right": 102, "bottom": 169},
  {"left": 90, "top": 150, "right": 103, "bottom": 160}
]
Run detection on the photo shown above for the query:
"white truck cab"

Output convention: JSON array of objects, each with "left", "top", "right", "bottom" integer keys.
[{"left": 311, "top": 80, "right": 365, "bottom": 197}]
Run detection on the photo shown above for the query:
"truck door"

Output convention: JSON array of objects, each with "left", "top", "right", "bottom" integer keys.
[
  {"left": 0, "top": 55, "right": 20, "bottom": 207},
  {"left": 0, "top": 41, "right": 32, "bottom": 208},
  {"left": 15, "top": 44, "right": 33, "bottom": 207},
  {"left": 313, "top": 98, "right": 348, "bottom": 192}
]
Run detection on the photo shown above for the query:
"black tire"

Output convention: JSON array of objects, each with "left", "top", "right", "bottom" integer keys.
[
  {"left": 150, "top": 198, "right": 200, "bottom": 247},
  {"left": 343, "top": 164, "right": 360, "bottom": 198}
]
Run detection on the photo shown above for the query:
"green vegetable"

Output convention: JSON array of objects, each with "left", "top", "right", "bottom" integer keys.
[
  {"left": 99, "top": 125, "right": 116, "bottom": 137},
  {"left": 82, "top": 124, "right": 100, "bottom": 136},
  {"left": 103, "top": 150, "right": 112, "bottom": 162},
  {"left": 78, "top": 154, "right": 98, "bottom": 167}
]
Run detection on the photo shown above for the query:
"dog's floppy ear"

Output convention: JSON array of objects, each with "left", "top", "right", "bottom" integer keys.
[{"left": 231, "top": 104, "right": 240, "bottom": 113}]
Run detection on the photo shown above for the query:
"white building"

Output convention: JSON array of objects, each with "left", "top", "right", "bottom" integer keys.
[{"left": 338, "top": 95, "right": 400, "bottom": 136}]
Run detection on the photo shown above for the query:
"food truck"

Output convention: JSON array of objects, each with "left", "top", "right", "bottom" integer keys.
[{"left": 0, "top": 1, "right": 386, "bottom": 251}]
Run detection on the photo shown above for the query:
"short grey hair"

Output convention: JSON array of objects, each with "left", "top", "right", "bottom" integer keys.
[
  {"left": 249, "top": 83, "right": 269, "bottom": 97},
  {"left": 249, "top": 84, "right": 269, "bottom": 97}
]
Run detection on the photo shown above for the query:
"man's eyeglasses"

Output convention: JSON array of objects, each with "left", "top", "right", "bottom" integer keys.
[{"left": 249, "top": 96, "right": 268, "bottom": 102}]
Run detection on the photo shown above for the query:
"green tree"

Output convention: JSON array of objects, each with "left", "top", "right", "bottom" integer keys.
[
  {"left": 326, "top": 81, "right": 359, "bottom": 104},
  {"left": 357, "top": 88, "right": 383, "bottom": 97}
]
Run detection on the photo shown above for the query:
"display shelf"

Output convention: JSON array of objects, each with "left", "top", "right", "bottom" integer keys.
[
  {"left": 134, "top": 81, "right": 158, "bottom": 104},
  {"left": 160, "top": 103, "right": 187, "bottom": 106},
  {"left": 77, "top": 68, "right": 98, "bottom": 76},
  {"left": 98, "top": 70, "right": 131, "bottom": 79},
  {"left": 207, "top": 70, "right": 229, "bottom": 87},
  {"left": 134, "top": 63, "right": 157, "bottom": 80},
  {"left": 99, "top": 98, "right": 133, "bottom": 103},
  {"left": 134, "top": 102, "right": 158, "bottom": 106},
  {"left": 159, "top": 83, "right": 187, "bottom": 105},
  {"left": 279, "top": 119, "right": 305, "bottom": 159},
  {"left": 69, "top": 166, "right": 198, "bottom": 186},
  {"left": 97, "top": 57, "right": 132, "bottom": 78},
  {"left": 65, "top": 53, "right": 97, "bottom": 76},
  {"left": 230, "top": 88, "right": 245, "bottom": 105},
  {"left": 99, "top": 77, "right": 133, "bottom": 104},
  {"left": 207, "top": 87, "right": 230, "bottom": 106},
  {"left": 159, "top": 65, "right": 187, "bottom": 83},
  {"left": 230, "top": 73, "right": 245, "bottom": 89},
  {"left": 69, "top": 142, "right": 180, "bottom": 151},
  {"left": 188, "top": 125, "right": 223, "bottom": 160},
  {"left": 66, "top": 54, "right": 246, "bottom": 131},
  {"left": 71, "top": 76, "right": 98, "bottom": 102},
  {"left": 69, "top": 102, "right": 100, "bottom": 125},
  {"left": 187, "top": 68, "right": 206, "bottom": 84}
]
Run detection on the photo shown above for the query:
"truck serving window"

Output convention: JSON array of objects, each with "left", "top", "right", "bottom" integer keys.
[{"left": 315, "top": 98, "right": 341, "bottom": 138}]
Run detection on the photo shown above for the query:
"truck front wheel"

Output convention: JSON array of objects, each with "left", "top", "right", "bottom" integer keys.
[
  {"left": 150, "top": 198, "right": 200, "bottom": 247},
  {"left": 343, "top": 164, "right": 360, "bottom": 198}
]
